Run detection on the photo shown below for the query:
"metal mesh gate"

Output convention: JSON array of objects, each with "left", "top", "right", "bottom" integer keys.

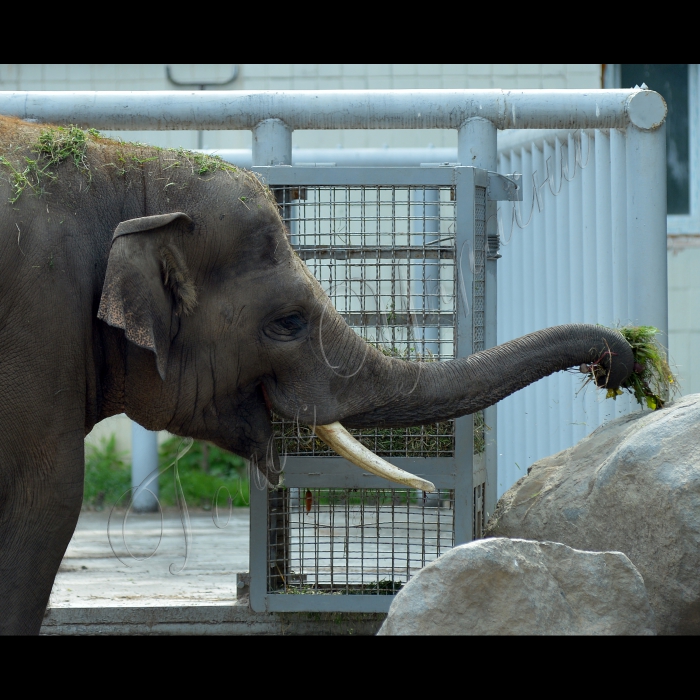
[
  {"left": 248, "top": 166, "right": 515, "bottom": 612},
  {"left": 272, "top": 183, "right": 458, "bottom": 459},
  {"left": 268, "top": 488, "right": 455, "bottom": 595}
]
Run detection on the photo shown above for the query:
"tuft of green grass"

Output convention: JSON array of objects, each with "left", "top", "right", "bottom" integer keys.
[
  {"left": 0, "top": 125, "right": 93, "bottom": 203},
  {"left": 35, "top": 125, "right": 90, "bottom": 174},
  {"left": 1, "top": 126, "right": 276, "bottom": 207},
  {"left": 160, "top": 147, "right": 239, "bottom": 177},
  {"left": 586, "top": 325, "right": 678, "bottom": 410}
]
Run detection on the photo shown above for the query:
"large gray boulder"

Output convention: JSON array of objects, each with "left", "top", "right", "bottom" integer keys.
[
  {"left": 378, "top": 538, "right": 655, "bottom": 635},
  {"left": 485, "top": 393, "right": 700, "bottom": 635}
]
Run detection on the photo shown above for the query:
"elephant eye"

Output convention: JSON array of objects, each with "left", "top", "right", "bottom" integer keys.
[{"left": 264, "top": 312, "right": 308, "bottom": 341}]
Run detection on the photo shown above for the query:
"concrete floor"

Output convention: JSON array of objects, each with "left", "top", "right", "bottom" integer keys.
[
  {"left": 49, "top": 508, "right": 250, "bottom": 608},
  {"left": 44, "top": 507, "right": 386, "bottom": 634}
]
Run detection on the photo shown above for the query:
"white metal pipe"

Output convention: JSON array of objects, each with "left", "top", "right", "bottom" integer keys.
[
  {"left": 209, "top": 148, "right": 460, "bottom": 168},
  {"left": 252, "top": 119, "right": 292, "bottom": 166},
  {"left": 554, "top": 136, "right": 573, "bottom": 445},
  {"left": 131, "top": 422, "right": 159, "bottom": 513},
  {"left": 607, "top": 127, "right": 634, "bottom": 426},
  {"left": 543, "top": 139, "right": 559, "bottom": 449},
  {"left": 458, "top": 117, "right": 498, "bottom": 168},
  {"left": 595, "top": 130, "right": 613, "bottom": 327},
  {"left": 531, "top": 141, "right": 547, "bottom": 464},
  {"left": 610, "top": 129, "right": 628, "bottom": 323},
  {"left": 457, "top": 117, "right": 498, "bottom": 514},
  {"left": 0, "top": 89, "right": 664, "bottom": 131},
  {"left": 581, "top": 131, "right": 597, "bottom": 325},
  {"left": 518, "top": 145, "right": 535, "bottom": 467},
  {"left": 566, "top": 133, "right": 587, "bottom": 447},
  {"left": 625, "top": 124, "right": 668, "bottom": 340},
  {"left": 505, "top": 145, "right": 524, "bottom": 489}
]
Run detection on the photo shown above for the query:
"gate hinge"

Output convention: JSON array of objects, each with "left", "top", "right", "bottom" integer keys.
[{"left": 487, "top": 172, "right": 522, "bottom": 201}]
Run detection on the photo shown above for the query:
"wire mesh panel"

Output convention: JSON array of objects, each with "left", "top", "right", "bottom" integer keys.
[
  {"left": 267, "top": 487, "right": 455, "bottom": 594},
  {"left": 271, "top": 183, "right": 458, "bottom": 459},
  {"left": 248, "top": 166, "right": 495, "bottom": 613}
]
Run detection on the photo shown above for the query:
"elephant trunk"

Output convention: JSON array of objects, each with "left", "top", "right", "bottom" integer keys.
[
  {"left": 266, "top": 321, "right": 634, "bottom": 491},
  {"left": 334, "top": 323, "right": 634, "bottom": 428}
]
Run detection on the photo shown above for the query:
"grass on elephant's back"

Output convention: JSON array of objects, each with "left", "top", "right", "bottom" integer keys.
[{"left": 83, "top": 434, "right": 250, "bottom": 511}]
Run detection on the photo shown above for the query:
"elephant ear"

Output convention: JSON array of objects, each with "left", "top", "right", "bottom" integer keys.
[{"left": 98, "top": 212, "right": 196, "bottom": 380}]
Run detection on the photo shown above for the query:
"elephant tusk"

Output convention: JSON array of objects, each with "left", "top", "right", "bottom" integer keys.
[{"left": 315, "top": 422, "right": 436, "bottom": 493}]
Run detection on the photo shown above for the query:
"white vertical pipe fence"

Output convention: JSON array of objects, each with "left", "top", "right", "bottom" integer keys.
[
  {"left": 496, "top": 126, "right": 666, "bottom": 498},
  {"left": 131, "top": 422, "right": 159, "bottom": 512}
]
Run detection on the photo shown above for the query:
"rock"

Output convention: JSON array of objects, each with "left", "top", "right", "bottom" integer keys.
[
  {"left": 377, "top": 538, "right": 655, "bottom": 635},
  {"left": 485, "top": 393, "right": 700, "bottom": 635}
]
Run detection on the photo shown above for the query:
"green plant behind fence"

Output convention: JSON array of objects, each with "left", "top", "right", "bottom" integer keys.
[{"left": 83, "top": 434, "right": 249, "bottom": 510}]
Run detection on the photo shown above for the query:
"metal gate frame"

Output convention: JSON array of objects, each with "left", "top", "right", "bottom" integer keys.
[{"left": 247, "top": 164, "right": 519, "bottom": 613}]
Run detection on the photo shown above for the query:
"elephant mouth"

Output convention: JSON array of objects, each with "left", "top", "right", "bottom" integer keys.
[{"left": 260, "top": 383, "right": 435, "bottom": 492}]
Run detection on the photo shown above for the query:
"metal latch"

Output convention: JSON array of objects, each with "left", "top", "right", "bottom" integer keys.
[{"left": 487, "top": 172, "right": 522, "bottom": 201}]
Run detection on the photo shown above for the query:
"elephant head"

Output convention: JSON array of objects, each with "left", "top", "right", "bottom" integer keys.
[{"left": 96, "top": 161, "right": 635, "bottom": 491}]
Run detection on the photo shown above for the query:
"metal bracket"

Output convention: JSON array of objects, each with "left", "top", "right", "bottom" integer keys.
[
  {"left": 487, "top": 172, "right": 522, "bottom": 201},
  {"left": 165, "top": 65, "right": 240, "bottom": 90},
  {"left": 487, "top": 234, "right": 501, "bottom": 260}
]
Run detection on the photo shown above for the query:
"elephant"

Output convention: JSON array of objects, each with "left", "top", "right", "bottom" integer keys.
[{"left": 0, "top": 116, "right": 635, "bottom": 634}]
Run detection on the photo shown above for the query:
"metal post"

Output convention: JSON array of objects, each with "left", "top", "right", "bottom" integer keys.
[
  {"left": 452, "top": 166, "right": 476, "bottom": 544},
  {"left": 252, "top": 119, "right": 292, "bottom": 166},
  {"left": 458, "top": 118, "right": 499, "bottom": 522},
  {"left": 554, "top": 135, "right": 573, "bottom": 451},
  {"left": 610, "top": 129, "right": 628, "bottom": 324},
  {"left": 531, "top": 140, "right": 545, "bottom": 462},
  {"left": 595, "top": 130, "right": 613, "bottom": 326},
  {"left": 625, "top": 123, "right": 668, "bottom": 339},
  {"left": 131, "top": 422, "right": 159, "bottom": 513},
  {"left": 251, "top": 118, "right": 293, "bottom": 595}
]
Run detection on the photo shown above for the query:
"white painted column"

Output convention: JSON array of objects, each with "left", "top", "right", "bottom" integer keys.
[
  {"left": 131, "top": 422, "right": 159, "bottom": 513},
  {"left": 252, "top": 119, "right": 293, "bottom": 166},
  {"left": 625, "top": 123, "right": 668, "bottom": 338}
]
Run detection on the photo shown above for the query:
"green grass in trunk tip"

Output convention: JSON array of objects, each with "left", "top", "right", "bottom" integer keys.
[{"left": 584, "top": 325, "right": 678, "bottom": 410}]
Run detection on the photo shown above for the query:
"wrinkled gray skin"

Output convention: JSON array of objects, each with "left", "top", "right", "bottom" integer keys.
[{"left": 0, "top": 118, "right": 635, "bottom": 634}]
